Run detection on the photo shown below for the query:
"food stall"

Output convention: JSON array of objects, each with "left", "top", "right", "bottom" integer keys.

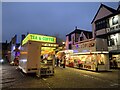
[
  {"left": 71, "top": 51, "right": 109, "bottom": 71},
  {"left": 56, "top": 50, "right": 74, "bottom": 67},
  {"left": 69, "top": 38, "right": 110, "bottom": 71},
  {"left": 112, "top": 54, "right": 120, "bottom": 68},
  {"left": 19, "top": 34, "right": 58, "bottom": 77}
]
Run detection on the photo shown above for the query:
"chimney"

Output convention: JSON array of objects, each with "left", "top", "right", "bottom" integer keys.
[
  {"left": 27, "top": 32, "right": 29, "bottom": 35},
  {"left": 5, "top": 40, "right": 7, "bottom": 44},
  {"left": 75, "top": 26, "right": 77, "bottom": 30}
]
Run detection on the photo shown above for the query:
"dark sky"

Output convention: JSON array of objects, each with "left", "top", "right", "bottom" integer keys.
[{"left": 2, "top": 2, "right": 118, "bottom": 43}]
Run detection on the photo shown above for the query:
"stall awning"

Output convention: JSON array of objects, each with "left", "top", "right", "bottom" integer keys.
[{"left": 109, "top": 50, "right": 120, "bottom": 54}]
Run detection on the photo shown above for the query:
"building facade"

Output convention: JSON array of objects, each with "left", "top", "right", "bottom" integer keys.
[
  {"left": 66, "top": 27, "right": 92, "bottom": 50},
  {"left": 91, "top": 3, "right": 120, "bottom": 68},
  {"left": 65, "top": 27, "right": 109, "bottom": 71}
]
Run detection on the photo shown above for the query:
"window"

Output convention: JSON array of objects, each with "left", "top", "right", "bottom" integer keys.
[
  {"left": 110, "top": 39, "right": 115, "bottom": 46},
  {"left": 80, "top": 37, "right": 84, "bottom": 41},
  {"left": 95, "top": 20, "right": 108, "bottom": 31},
  {"left": 69, "top": 44, "right": 72, "bottom": 49},
  {"left": 68, "top": 35, "right": 71, "bottom": 41},
  {"left": 72, "top": 36, "right": 75, "bottom": 45},
  {"left": 112, "top": 16, "right": 118, "bottom": 25}
]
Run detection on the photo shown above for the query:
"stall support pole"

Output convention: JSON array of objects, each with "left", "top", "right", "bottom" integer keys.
[
  {"left": 96, "top": 54, "right": 98, "bottom": 72},
  {"left": 36, "top": 45, "right": 41, "bottom": 78},
  {"left": 36, "top": 69, "right": 41, "bottom": 77}
]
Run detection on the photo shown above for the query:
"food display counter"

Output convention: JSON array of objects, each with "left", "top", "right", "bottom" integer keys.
[
  {"left": 112, "top": 54, "right": 120, "bottom": 68},
  {"left": 70, "top": 51, "right": 109, "bottom": 71}
]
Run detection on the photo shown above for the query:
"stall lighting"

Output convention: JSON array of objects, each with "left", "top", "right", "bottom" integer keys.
[
  {"left": 74, "top": 52, "right": 90, "bottom": 55},
  {"left": 92, "top": 51, "right": 109, "bottom": 54},
  {"left": 18, "top": 46, "right": 21, "bottom": 50},
  {"left": 0, "top": 59, "right": 4, "bottom": 63},
  {"left": 41, "top": 47, "right": 55, "bottom": 51},
  {"left": 64, "top": 50, "right": 73, "bottom": 54},
  {"left": 73, "top": 50, "right": 79, "bottom": 53},
  {"left": 11, "top": 46, "right": 16, "bottom": 52},
  {"left": 20, "top": 52, "right": 28, "bottom": 54},
  {"left": 21, "top": 59, "right": 27, "bottom": 62},
  {"left": 73, "top": 51, "right": 109, "bottom": 55},
  {"left": 42, "top": 43, "right": 58, "bottom": 47}
]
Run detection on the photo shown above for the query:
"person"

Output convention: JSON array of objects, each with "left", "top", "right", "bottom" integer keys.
[
  {"left": 56, "top": 57, "right": 59, "bottom": 66},
  {"left": 113, "top": 57, "right": 118, "bottom": 69},
  {"left": 14, "top": 56, "right": 19, "bottom": 66},
  {"left": 62, "top": 55, "right": 66, "bottom": 68},
  {"left": 78, "top": 59, "right": 81, "bottom": 69},
  {"left": 59, "top": 58, "right": 62, "bottom": 67}
]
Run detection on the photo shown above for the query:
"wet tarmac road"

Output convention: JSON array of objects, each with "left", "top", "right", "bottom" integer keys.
[{"left": 0, "top": 63, "right": 120, "bottom": 89}]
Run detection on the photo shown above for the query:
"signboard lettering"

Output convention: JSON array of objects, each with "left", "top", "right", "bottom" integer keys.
[{"left": 22, "top": 34, "right": 56, "bottom": 45}]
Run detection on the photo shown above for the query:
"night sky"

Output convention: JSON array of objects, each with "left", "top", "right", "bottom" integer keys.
[{"left": 2, "top": 2, "right": 118, "bottom": 43}]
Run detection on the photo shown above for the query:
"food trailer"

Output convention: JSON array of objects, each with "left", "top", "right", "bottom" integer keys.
[{"left": 19, "top": 34, "right": 58, "bottom": 77}]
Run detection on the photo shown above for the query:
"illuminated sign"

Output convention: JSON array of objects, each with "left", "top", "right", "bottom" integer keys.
[
  {"left": 41, "top": 47, "right": 56, "bottom": 51},
  {"left": 22, "top": 34, "right": 56, "bottom": 45}
]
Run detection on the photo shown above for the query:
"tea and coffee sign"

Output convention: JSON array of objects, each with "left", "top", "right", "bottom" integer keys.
[{"left": 22, "top": 34, "right": 56, "bottom": 45}]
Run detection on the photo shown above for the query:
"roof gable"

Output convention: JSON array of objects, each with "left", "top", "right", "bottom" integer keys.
[
  {"left": 66, "top": 28, "right": 91, "bottom": 36},
  {"left": 91, "top": 4, "right": 116, "bottom": 24},
  {"left": 117, "top": 5, "right": 120, "bottom": 11}
]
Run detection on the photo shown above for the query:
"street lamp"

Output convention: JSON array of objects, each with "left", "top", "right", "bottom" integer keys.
[
  {"left": 62, "top": 42, "right": 65, "bottom": 45},
  {"left": 62, "top": 42, "right": 65, "bottom": 50}
]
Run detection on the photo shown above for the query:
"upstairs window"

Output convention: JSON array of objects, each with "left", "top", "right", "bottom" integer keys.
[
  {"left": 112, "top": 16, "right": 118, "bottom": 25},
  {"left": 69, "top": 44, "right": 72, "bottom": 49},
  {"left": 95, "top": 20, "right": 108, "bottom": 31},
  {"left": 68, "top": 35, "right": 71, "bottom": 41},
  {"left": 80, "top": 37, "right": 84, "bottom": 41}
]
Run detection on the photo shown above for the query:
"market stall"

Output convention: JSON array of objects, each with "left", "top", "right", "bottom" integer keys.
[
  {"left": 71, "top": 51, "right": 109, "bottom": 71},
  {"left": 19, "top": 34, "right": 58, "bottom": 77},
  {"left": 111, "top": 54, "right": 120, "bottom": 68},
  {"left": 56, "top": 50, "right": 74, "bottom": 67}
]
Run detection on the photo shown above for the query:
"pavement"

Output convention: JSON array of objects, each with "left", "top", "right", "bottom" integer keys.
[{"left": 0, "top": 62, "right": 120, "bottom": 89}]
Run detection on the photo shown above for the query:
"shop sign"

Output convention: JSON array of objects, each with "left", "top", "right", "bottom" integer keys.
[
  {"left": 22, "top": 34, "right": 56, "bottom": 45},
  {"left": 76, "top": 41, "right": 95, "bottom": 49}
]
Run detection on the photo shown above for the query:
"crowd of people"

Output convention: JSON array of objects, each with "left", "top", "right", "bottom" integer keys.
[{"left": 56, "top": 55, "right": 66, "bottom": 68}]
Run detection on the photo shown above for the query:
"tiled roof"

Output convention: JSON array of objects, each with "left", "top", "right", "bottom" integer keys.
[
  {"left": 102, "top": 4, "right": 116, "bottom": 13},
  {"left": 117, "top": 5, "right": 120, "bottom": 11},
  {"left": 66, "top": 28, "right": 92, "bottom": 36},
  {"left": 91, "top": 3, "right": 117, "bottom": 24}
]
